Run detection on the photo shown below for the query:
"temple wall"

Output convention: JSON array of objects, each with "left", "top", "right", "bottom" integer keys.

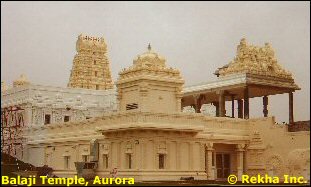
[
  {"left": 248, "top": 117, "right": 310, "bottom": 180},
  {"left": 26, "top": 146, "right": 45, "bottom": 167},
  {"left": 27, "top": 131, "right": 208, "bottom": 180},
  {"left": 95, "top": 136, "right": 206, "bottom": 180},
  {"left": 2, "top": 85, "right": 117, "bottom": 110},
  {"left": 24, "top": 114, "right": 310, "bottom": 181},
  {"left": 119, "top": 87, "right": 139, "bottom": 111},
  {"left": 148, "top": 87, "right": 177, "bottom": 113}
]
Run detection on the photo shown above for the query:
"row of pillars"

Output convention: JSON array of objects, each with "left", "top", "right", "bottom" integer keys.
[
  {"left": 192, "top": 87, "right": 294, "bottom": 123},
  {"left": 208, "top": 88, "right": 251, "bottom": 119}
]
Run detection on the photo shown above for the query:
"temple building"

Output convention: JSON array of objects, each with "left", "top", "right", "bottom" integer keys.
[{"left": 1, "top": 35, "right": 310, "bottom": 182}]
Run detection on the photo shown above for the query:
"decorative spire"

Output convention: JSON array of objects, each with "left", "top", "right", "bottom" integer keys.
[
  {"left": 13, "top": 74, "right": 30, "bottom": 88},
  {"left": 148, "top": 43, "right": 151, "bottom": 51},
  {"left": 240, "top": 38, "right": 247, "bottom": 45}
]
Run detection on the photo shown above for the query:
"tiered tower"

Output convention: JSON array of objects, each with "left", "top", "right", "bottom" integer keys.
[{"left": 68, "top": 34, "right": 114, "bottom": 90}]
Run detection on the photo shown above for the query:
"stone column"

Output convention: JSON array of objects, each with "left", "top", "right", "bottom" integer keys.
[
  {"left": 236, "top": 144, "right": 245, "bottom": 181},
  {"left": 117, "top": 142, "right": 122, "bottom": 169},
  {"left": 231, "top": 95, "right": 235, "bottom": 118},
  {"left": 134, "top": 139, "right": 140, "bottom": 170},
  {"left": 176, "top": 142, "right": 180, "bottom": 170},
  {"left": 213, "top": 151, "right": 216, "bottom": 178},
  {"left": 218, "top": 91, "right": 225, "bottom": 117},
  {"left": 213, "top": 102, "right": 219, "bottom": 117},
  {"left": 237, "top": 99, "right": 243, "bottom": 118},
  {"left": 181, "top": 98, "right": 185, "bottom": 111},
  {"left": 289, "top": 92, "right": 294, "bottom": 124},
  {"left": 205, "top": 143, "right": 214, "bottom": 180},
  {"left": 176, "top": 94, "right": 183, "bottom": 112},
  {"left": 24, "top": 104, "right": 32, "bottom": 125},
  {"left": 199, "top": 95, "right": 205, "bottom": 113},
  {"left": 189, "top": 142, "right": 194, "bottom": 170},
  {"left": 244, "top": 87, "right": 249, "bottom": 119},
  {"left": 263, "top": 96, "right": 268, "bottom": 117},
  {"left": 193, "top": 94, "right": 200, "bottom": 113}
]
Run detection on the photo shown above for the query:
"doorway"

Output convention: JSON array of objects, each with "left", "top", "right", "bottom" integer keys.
[{"left": 216, "top": 153, "right": 230, "bottom": 179}]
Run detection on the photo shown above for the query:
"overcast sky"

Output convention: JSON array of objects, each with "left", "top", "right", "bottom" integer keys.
[{"left": 1, "top": 2, "right": 310, "bottom": 123}]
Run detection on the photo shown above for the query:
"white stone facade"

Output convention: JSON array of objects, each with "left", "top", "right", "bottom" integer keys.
[
  {"left": 1, "top": 83, "right": 117, "bottom": 161},
  {"left": 1, "top": 84, "right": 117, "bottom": 123}
]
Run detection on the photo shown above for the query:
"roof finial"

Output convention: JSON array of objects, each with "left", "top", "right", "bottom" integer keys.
[
  {"left": 148, "top": 43, "right": 151, "bottom": 51},
  {"left": 240, "top": 38, "right": 247, "bottom": 45}
]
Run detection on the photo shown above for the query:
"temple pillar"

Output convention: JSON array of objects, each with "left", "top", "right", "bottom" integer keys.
[
  {"left": 236, "top": 144, "right": 245, "bottom": 180},
  {"left": 176, "top": 94, "right": 183, "bottom": 112},
  {"left": 263, "top": 96, "right": 268, "bottom": 117},
  {"left": 237, "top": 99, "right": 243, "bottom": 118},
  {"left": 213, "top": 102, "right": 219, "bottom": 117},
  {"left": 23, "top": 104, "right": 32, "bottom": 126},
  {"left": 199, "top": 95, "right": 205, "bottom": 113},
  {"left": 193, "top": 94, "right": 202, "bottom": 113},
  {"left": 243, "top": 87, "right": 249, "bottom": 119},
  {"left": 205, "top": 143, "right": 214, "bottom": 180},
  {"left": 181, "top": 98, "right": 185, "bottom": 111},
  {"left": 289, "top": 92, "right": 294, "bottom": 124},
  {"left": 218, "top": 91, "right": 225, "bottom": 117},
  {"left": 231, "top": 95, "right": 235, "bottom": 118}
]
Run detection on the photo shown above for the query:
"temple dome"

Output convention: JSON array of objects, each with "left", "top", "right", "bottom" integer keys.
[
  {"left": 13, "top": 74, "right": 30, "bottom": 88},
  {"left": 118, "top": 44, "right": 182, "bottom": 82},
  {"left": 132, "top": 44, "right": 166, "bottom": 68}
]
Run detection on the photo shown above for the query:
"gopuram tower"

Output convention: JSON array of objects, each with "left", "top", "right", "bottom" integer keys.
[{"left": 67, "top": 34, "right": 114, "bottom": 90}]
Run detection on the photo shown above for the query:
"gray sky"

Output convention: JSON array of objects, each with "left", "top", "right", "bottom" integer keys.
[{"left": 1, "top": 2, "right": 310, "bottom": 123}]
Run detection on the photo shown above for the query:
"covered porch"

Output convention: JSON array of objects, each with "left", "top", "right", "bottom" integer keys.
[{"left": 182, "top": 73, "right": 300, "bottom": 124}]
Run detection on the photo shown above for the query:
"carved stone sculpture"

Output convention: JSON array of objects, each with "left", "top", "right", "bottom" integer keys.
[{"left": 219, "top": 38, "right": 293, "bottom": 79}]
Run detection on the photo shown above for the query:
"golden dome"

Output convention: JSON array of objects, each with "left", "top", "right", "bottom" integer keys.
[{"left": 133, "top": 44, "right": 166, "bottom": 68}]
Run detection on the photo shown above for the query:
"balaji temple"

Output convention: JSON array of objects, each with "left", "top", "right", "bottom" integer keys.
[{"left": 1, "top": 34, "right": 310, "bottom": 182}]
